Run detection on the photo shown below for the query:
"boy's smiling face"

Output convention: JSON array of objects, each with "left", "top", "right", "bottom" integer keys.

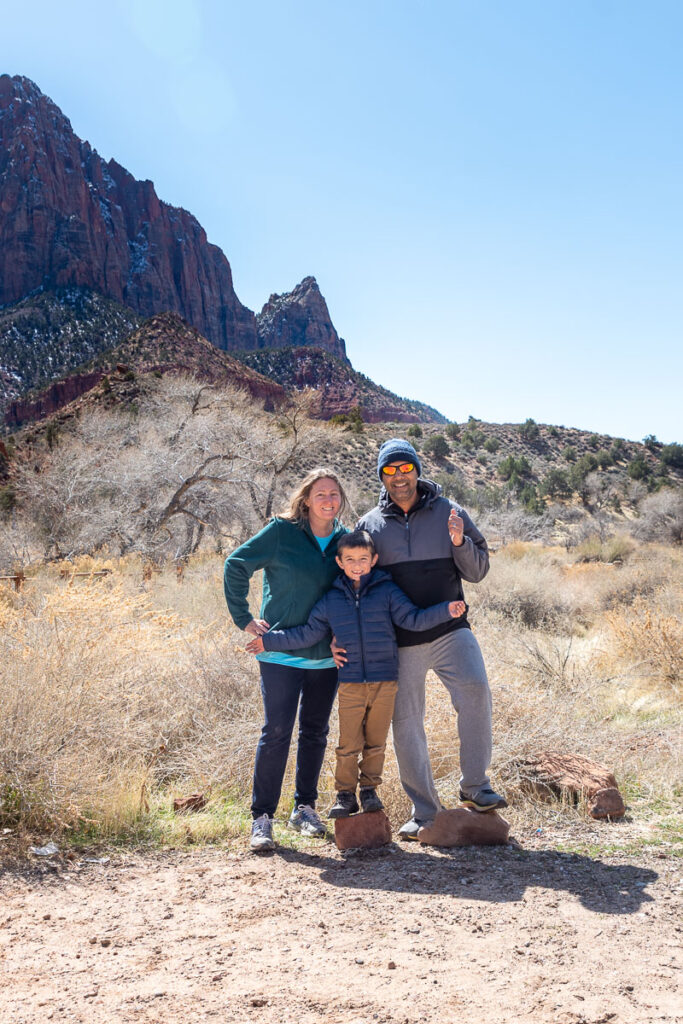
[{"left": 336, "top": 546, "right": 378, "bottom": 587}]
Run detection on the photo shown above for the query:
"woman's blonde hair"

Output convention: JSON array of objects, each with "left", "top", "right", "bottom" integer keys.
[{"left": 280, "top": 467, "right": 348, "bottom": 523}]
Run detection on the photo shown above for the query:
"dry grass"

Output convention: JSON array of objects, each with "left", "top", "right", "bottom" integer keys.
[{"left": 1, "top": 541, "right": 681, "bottom": 852}]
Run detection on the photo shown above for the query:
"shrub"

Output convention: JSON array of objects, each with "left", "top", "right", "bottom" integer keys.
[
  {"left": 548, "top": 426, "right": 559, "bottom": 438},
  {"left": 498, "top": 455, "right": 532, "bottom": 482},
  {"left": 407, "top": 423, "right": 423, "bottom": 438},
  {"left": 518, "top": 418, "right": 540, "bottom": 441},
  {"left": 575, "top": 534, "right": 634, "bottom": 564},
  {"left": 596, "top": 449, "right": 613, "bottom": 469},
  {"left": 627, "top": 455, "right": 650, "bottom": 480},
  {"left": 610, "top": 439, "right": 626, "bottom": 462},
  {"left": 476, "top": 454, "right": 487, "bottom": 466},
  {"left": 643, "top": 434, "right": 660, "bottom": 452},
  {"left": 661, "top": 443, "right": 683, "bottom": 469},
  {"left": 519, "top": 484, "right": 544, "bottom": 514},
  {"left": 424, "top": 434, "right": 450, "bottom": 458},
  {"left": 539, "top": 469, "right": 571, "bottom": 498},
  {"left": 444, "top": 423, "right": 460, "bottom": 440},
  {"left": 562, "top": 446, "right": 577, "bottom": 462},
  {"left": 461, "top": 428, "right": 485, "bottom": 449},
  {"left": 631, "top": 489, "right": 683, "bottom": 545},
  {"left": 483, "top": 437, "right": 500, "bottom": 453}
]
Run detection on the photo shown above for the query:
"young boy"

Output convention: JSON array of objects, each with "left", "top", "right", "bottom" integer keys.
[{"left": 246, "top": 531, "right": 464, "bottom": 818}]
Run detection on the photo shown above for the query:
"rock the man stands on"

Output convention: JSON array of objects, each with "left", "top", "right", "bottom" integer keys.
[{"left": 357, "top": 438, "right": 507, "bottom": 840}]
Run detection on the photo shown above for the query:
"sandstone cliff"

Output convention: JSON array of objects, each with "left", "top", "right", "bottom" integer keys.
[{"left": 0, "top": 75, "right": 257, "bottom": 351}]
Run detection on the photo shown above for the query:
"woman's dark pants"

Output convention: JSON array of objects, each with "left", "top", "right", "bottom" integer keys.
[{"left": 251, "top": 662, "right": 338, "bottom": 819}]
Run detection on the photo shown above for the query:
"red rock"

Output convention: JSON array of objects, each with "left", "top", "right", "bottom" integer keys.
[
  {"left": 587, "top": 787, "right": 626, "bottom": 820},
  {"left": 334, "top": 811, "right": 392, "bottom": 851},
  {"left": 172, "top": 793, "right": 207, "bottom": 813},
  {"left": 417, "top": 808, "right": 510, "bottom": 847},
  {"left": 518, "top": 751, "right": 625, "bottom": 819}
]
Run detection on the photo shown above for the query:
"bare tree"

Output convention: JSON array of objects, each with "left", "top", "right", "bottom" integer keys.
[{"left": 17, "top": 377, "right": 326, "bottom": 561}]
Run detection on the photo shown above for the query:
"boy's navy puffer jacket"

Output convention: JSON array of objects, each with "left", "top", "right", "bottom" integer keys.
[{"left": 261, "top": 567, "right": 454, "bottom": 683}]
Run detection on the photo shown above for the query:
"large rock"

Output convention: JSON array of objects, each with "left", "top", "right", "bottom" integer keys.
[
  {"left": 256, "top": 277, "right": 348, "bottom": 363},
  {"left": 417, "top": 808, "right": 510, "bottom": 847},
  {"left": 0, "top": 75, "right": 257, "bottom": 352},
  {"left": 518, "top": 751, "right": 626, "bottom": 820},
  {"left": 334, "top": 811, "right": 392, "bottom": 851}
]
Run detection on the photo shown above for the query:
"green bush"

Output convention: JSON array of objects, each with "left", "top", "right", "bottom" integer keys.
[
  {"left": 444, "top": 423, "right": 460, "bottom": 440},
  {"left": 596, "top": 449, "right": 613, "bottom": 469},
  {"left": 461, "top": 428, "right": 485, "bottom": 449},
  {"left": 518, "top": 418, "right": 540, "bottom": 441},
  {"left": 519, "top": 484, "right": 544, "bottom": 514},
  {"left": 483, "top": 437, "right": 500, "bottom": 453},
  {"left": 562, "top": 445, "right": 577, "bottom": 462},
  {"left": 424, "top": 434, "right": 450, "bottom": 458},
  {"left": 539, "top": 469, "right": 571, "bottom": 498},
  {"left": 610, "top": 438, "right": 626, "bottom": 461},
  {"left": 498, "top": 455, "right": 531, "bottom": 482},
  {"left": 627, "top": 455, "right": 650, "bottom": 480},
  {"left": 643, "top": 434, "right": 660, "bottom": 452},
  {"left": 548, "top": 426, "right": 559, "bottom": 438},
  {"left": 407, "top": 423, "right": 423, "bottom": 438},
  {"left": 661, "top": 443, "right": 683, "bottom": 469}
]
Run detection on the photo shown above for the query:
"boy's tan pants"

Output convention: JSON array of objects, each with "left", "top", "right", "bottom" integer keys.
[{"left": 335, "top": 680, "right": 398, "bottom": 792}]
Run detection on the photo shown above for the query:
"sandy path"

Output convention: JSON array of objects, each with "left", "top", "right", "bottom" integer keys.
[{"left": 0, "top": 840, "right": 680, "bottom": 1024}]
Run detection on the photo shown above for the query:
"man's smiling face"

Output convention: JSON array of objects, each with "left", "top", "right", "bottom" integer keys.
[{"left": 382, "top": 460, "right": 419, "bottom": 509}]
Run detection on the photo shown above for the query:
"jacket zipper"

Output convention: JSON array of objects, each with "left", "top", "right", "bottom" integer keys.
[{"left": 354, "top": 590, "right": 368, "bottom": 682}]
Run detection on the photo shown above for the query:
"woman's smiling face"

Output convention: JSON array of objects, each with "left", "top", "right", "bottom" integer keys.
[{"left": 305, "top": 477, "right": 342, "bottom": 532}]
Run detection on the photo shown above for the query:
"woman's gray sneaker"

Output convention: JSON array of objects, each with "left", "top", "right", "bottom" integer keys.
[
  {"left": 459, "top": 787, "right": 508, "bottom": 812},
  {"left": 250, "top": 814, "right": 275, "bottom": 852},
  {"left": 288, "top": 804, "right": 327, "bottom": 837}
]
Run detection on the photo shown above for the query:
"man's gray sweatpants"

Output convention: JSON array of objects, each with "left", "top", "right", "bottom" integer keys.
[{"left": 392, "top": 628, "right": 492, "bottom": 823}]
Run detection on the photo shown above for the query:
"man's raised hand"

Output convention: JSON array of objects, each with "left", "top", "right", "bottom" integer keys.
[{"left": 448, "top": 509, "right": 465, "bottom": 547}]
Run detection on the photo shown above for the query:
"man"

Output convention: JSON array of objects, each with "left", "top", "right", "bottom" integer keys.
[{"left": 356, "top": 437, "right": 506, "bottom": 840}]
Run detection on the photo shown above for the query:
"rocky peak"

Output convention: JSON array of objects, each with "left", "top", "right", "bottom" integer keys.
[
  {"left": 256, "top": 276, "right": 348, "bottom": 363},
  {"left": 0, "top": 74, "right": 257, "bottom": 351}
]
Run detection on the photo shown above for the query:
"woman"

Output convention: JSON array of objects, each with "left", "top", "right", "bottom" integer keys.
[{"left": 223, "top": 468, "right": 349, "bottom": 851}]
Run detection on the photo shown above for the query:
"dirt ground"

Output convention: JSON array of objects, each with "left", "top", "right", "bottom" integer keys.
[{"left": 1, "top": 831, "right": 681, "bottom": 1024}]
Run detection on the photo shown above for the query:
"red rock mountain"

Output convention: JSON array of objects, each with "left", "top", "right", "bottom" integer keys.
[
  {"left": 0, "top": 75, "right": 257, "bottom": 351},
  {"left": 256, "top": 277, "right": 348, "bottom": 363}
]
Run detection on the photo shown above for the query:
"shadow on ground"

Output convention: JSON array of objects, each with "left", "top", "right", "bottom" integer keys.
[{"left": 273, "top": 843, "right": 657, "bottom": 915}]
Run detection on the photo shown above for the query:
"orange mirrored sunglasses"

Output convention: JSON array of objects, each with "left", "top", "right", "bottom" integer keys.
[{"left": 381, "top": 462, "right": 415, "bottom": 476}]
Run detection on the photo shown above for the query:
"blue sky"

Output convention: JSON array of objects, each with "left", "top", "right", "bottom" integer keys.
[{"left": 3, "top": 1, "right": 682, "bottom": 441}]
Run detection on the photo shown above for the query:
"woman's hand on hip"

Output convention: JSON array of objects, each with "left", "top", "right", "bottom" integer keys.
[
  {"left": 246, "top": 636, "right": 265, "bottom": 654},
  {"left": 244, "top": 618, "right": 270, "bottom": 636}
]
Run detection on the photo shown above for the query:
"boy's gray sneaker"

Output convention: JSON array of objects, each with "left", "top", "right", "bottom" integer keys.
[
  {"left": 359, "top": 787, "right": 384, "bottom": 813},
  {"left": 328, "top": 791, "right": 360, "bottom": 819},
  {"left": 459, "top": 787, "right": 508, "bottom": 812},
  {"left": 250, "top": 814, "right": 275, "bottom": 852},
  {"left": 288, "top": 804, "right": 327, "bottom": 837}
]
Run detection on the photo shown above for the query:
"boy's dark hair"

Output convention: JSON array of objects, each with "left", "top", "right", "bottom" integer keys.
[{"left": 336, "top": 530, "right": 376, "bottom": 556}]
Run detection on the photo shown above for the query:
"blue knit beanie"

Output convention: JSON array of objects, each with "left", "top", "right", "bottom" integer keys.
[{"left": 377, "top": 438, "right": 422, "bottom": 481}]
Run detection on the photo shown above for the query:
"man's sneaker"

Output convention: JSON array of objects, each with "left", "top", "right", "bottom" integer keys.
[
  {"left": 288, "top": 804, "right": 327, "bottom": 837},
  {"left": 459, "top": 787, "right": 508, "bottom": 812},
  {"left": 328, "top": 791, "right": 360, "bottom": 819},
  {"left": 397, "top": 818, "right": 423, "bottom": 841},
  {"left": 359, "top": 787, "right": 384, "bottom": 813},
  {"left": 250, "top": 814, "right": 275, "bottom": 852}
]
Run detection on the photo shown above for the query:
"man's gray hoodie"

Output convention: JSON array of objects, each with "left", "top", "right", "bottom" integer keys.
[{"left": 356, "top": 478, "right": 489, "bottom": 647}]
